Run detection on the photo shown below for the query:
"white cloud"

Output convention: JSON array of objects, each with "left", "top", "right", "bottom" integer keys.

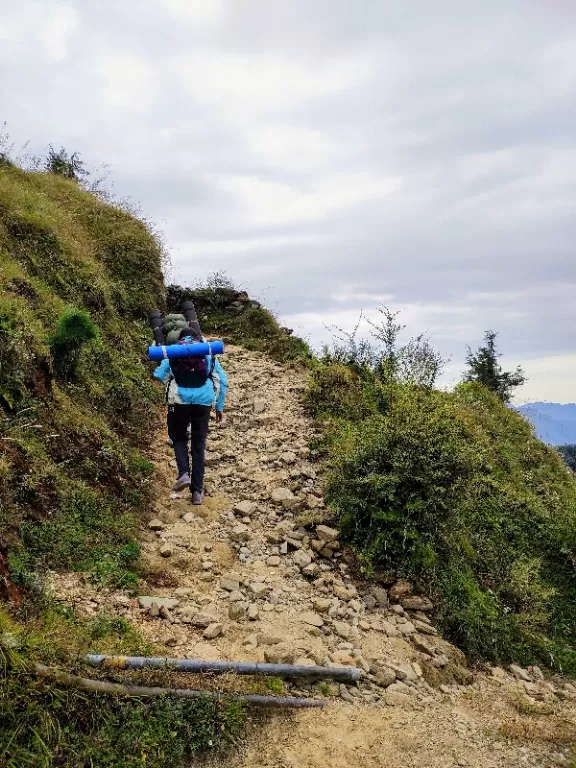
[
  {"left": 173, "top": 50, "right": 374, "bottom": 113},
  {"left": 96, "top": 55, "right": 158, "bottom": 112},
  {"left": 163, "top": 0, "right": 224, "bottom": 24},
  {"left": 172, "top": 233, "right": 325, "bottom": 257},
  {"left": 36, "top": 5, "right": 79, "bottom": 61},
  {"left": 217, "top": 172, "right": 402, "bottom": 227},
  {"left": 510, "top": 355, "right": 576, "bottom": 404}
]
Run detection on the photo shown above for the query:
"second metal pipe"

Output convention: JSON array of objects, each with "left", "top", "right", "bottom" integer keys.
[{"left": 85, "top": 654, "right": 362, "bottom": 683}]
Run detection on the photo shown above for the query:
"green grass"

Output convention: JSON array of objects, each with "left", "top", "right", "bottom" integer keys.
[
  {"left": 0, "top": 609, "right": 244, "bottom": 767},
  {"left": 0, "top": 163, "right": 246, "bottom": 764},
  {"left": 0, "top": 163, "right": 163, "bottom": 586},
  {"left": 307, "top": 365, "right": 576, "bottom": 674},
  {"left": 265, "top": 676, "right": 285, "bottom": 694}
]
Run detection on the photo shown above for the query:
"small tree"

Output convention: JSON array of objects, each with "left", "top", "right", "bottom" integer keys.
[
  {"left": 557, "top": 445, "right": 576, "bottom": 472},
  {"left": 44, "top": 146, "right": 87, "bottom": 181},
  {"left": 322, "top": 312, "right": 377, "bottom": 375},
  {"left": 463, "top": 330, "right": 526, "bottom": 402},
  {"left": 369, "top": 306, "right": 447, "bottom": 387},
  {"left": 323, "top": 306, "right": 448, "bottom": 388}
]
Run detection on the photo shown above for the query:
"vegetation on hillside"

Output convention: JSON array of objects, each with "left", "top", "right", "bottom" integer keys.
[
  {"left": 0, "top": 156, "right": 243, "bottom": 764},
  {"left": 0, "top": 160, "right": 165, "bottom": 592},
  {"left": 307, "top": 309, "right": 576, "bottom": 674},
  {"left": 166, "top": 272, "right": 312, "bottom": 363}
]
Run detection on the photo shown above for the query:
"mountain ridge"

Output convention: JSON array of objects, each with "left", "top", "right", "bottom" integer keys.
[{"left": 515, "top": 401, "right": 576, "bottom": 446}]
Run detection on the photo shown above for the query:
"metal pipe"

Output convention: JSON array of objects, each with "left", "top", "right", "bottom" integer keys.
[
  {"left": 85, "top": 654, "right": 361, "bottom": 683},
  {"left": 34, "top": 663, "right": 325, "bottom": 709}
]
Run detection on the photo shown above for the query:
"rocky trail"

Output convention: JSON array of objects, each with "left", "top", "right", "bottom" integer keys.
[{"left": 50, "top": 346, "right": 576, "bottom": 768}]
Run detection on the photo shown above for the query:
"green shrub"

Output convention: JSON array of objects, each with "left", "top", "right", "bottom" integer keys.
[
  {"left": 321, "top": 378, "right": 576, "bottom": 672},
  {"left": 49, "top": 309, "right": 98, "bottom": 380},
  {"left": 44, "top": 146, "right": 87, "bottom": 181},
  {"left": 305, "top": 364, "right": 370, "bottom": 420},
  {"left": 558, "top": 445, "right": 576, "bottom": 472}
]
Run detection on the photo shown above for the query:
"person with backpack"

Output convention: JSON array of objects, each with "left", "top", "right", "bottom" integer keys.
[{"left": 153, "top": 327, "right": 228, "bottom": 504}]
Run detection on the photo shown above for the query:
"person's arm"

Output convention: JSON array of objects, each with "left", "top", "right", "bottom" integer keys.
[
  {"left": 214, "top": 359, "right": 228, "bottom": 412},
  {"left": 153, "top": 359, "right": 172, "bottom": 382}
]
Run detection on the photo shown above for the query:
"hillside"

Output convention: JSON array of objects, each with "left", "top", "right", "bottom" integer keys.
[
  {"left": 0, "top": 163, "right": 168, "bottom": 593},
  {"left": 41, "top": 346, "right": 576, "bottom": 768},
  {"left": 0, "top": 164, "right": 244, "bottom": 765},
  {"left": 0, "top": 161, "right": 575, "bottom": 767},
  {"left": 516, "top": 402, "right": 576, "bottom": 446},
  {"left": 307, "top": 363, "right": 576, "bottom": 675}
]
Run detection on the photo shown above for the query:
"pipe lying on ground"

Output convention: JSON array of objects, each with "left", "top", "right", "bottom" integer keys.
[
  {"left": 85, "top": 654, "right": 362, "bottom": 683},
  {"left": 34, "top": 664, "right": 325, "bottom": 709}
]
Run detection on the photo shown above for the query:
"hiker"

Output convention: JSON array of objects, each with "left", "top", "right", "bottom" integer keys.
[{"left": 153, "top": 327, "right": 228, "bottom": 504}]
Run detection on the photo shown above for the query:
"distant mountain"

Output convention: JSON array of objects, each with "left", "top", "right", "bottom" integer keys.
[{"left": 515, "top": 402, "right": 576, "bottom": 446}]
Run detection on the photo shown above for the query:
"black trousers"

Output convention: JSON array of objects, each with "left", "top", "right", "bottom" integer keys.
[{"left": 169, "top": 404, "right": 211, "bottom": 493}]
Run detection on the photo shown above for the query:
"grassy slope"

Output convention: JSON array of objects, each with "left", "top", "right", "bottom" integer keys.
[
  {"left": 0, "top": 164, "right": 166, "bottom": 590},
  {"left": 307, "top": 365, "right": 576, "bottom": 674},
  {"left": 0, "top": 165, "right": 242, "bottom": 766}
]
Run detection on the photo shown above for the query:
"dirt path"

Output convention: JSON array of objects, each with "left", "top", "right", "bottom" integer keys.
[{"left": 50, "top": 346, "right": 576, "bottom": 768}]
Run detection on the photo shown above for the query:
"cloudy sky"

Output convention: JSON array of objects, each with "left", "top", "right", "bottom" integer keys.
[{"left": 2, "top": 0, "right": 575, "bottom": 401}]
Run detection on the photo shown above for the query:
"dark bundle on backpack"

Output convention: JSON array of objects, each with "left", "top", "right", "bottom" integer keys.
[
  {"left": 148, "top": 310, "right": 166, "bottom": 346},
  {"left": 162, "top": 314, "right": 189, "bottom": 344},
  {"left": 182, "top": 300, "right": 202, "bottom": 338},
  {"left": 148, "top": 299, "right": 204, "bottom": 345}
]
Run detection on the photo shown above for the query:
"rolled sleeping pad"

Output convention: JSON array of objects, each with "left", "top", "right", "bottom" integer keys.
[{"left": 148, "top": 340, "right": 224, "bottom": 361}]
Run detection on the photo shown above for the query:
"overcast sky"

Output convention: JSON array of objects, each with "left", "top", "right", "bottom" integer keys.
[{"left": 2, "top": 0, "right": 575, "bottom": 401}]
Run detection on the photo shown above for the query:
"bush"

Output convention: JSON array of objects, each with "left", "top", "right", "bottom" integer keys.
[
  {"left": 44, "top": 145, "right": 87, "bottom": 181},
  {"left": 558, "top": 445, "right": 576, "bottom": 472},
  {"left": 321, "top": 380, "right": 576, "bottom": 672},
  {"left": 323, "top": 306, "right": 448, "bottom": 387},
  {"left": 49, "top": 309, "right": 98, "bottom": 380},
  {"left": 305, "top": 364, "right": 370, "bottom": 421}
]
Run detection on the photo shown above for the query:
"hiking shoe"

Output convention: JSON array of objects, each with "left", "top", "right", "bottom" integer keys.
[
  {"left": 192, "top": 491, "right": 204, "bottom": 505},
  {"left": 172, "top": 473, "right": 191, "bottom": 491}
]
